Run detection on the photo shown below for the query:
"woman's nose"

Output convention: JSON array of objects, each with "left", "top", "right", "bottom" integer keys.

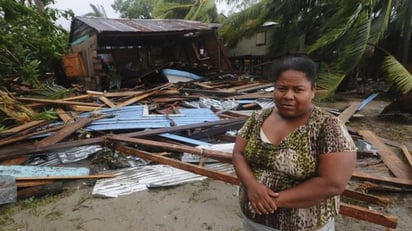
[{"left": 283, "top": 89, "right": 294, "bottom": 99}]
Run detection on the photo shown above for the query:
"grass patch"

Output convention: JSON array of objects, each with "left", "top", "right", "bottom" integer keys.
[
  {"left": 0, "top": 191, "right": 70, "bottom": 228},
  {"left": 188, "top": 179, "right": 212, "bottom": 203}
]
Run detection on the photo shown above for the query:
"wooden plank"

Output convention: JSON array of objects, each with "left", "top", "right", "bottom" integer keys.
[
  {"left": 35, "top": 117, "right": 96, "bottom": 147},
  {"left": 114, "top": 144, "right": 239, "bottom": 185},
  {"left": 16, "top": 180, "right": 54, "bottom": 187},
  {"left": 342, "top": 189, "right": 390, "bottom": 207},
  {"left": 98, "top": 96, "right": 116, "bottom": 108},
  {"left": 117, "top": 83, "right": 172, "bottom": 107},
  {"left": 190, "top": 120, "right": 245, "bottom": 139},
  {"left": 339, "top": 202, "right": 398, "bottom": 228},
  {"left": 122, "top": 90, "right": 164, "bottom": 105},
  {"left": 151, "top": 96, "right": 200, "bottom": 103},
  {"left": 70, "top": 105, "right": 102, "bottom": 112},
  {"left": 55, "top": 108, "right": 73, "bottom": 123},
  {"left": 17, "top": 97, "right": 101, "bottom": 107},
  {"left": 192, "top": 82, "right": 215, "bottom": 89},
  {"left": 0, "top": 137, "right": 105, "bottom": 161},
  {"left": 116, "top": 144, "right": 396, "bottom": 227},
  {"left": 0, "top": 120, "right": 48, "bottom": 136},
  {"left": 227, "top": 82, "right": 263, "bottom": 91},
  {"left": 27, "top": 94, "right": 92, "bottom": 108},
  {"left": 86, "top": 90, "right": 146, "bottom": 97},
  {"left": 179, "top": 88, "right": 240, "bottom": 97},
  {"left": 401, "top": 144, "right": 412, "bottom": 167},
  {"left": 352, "top": 171, "right": 412, "bottom": 188},
  {"left": 224, "top": 92, "right": 273, "bottom": 100},
  {"left": 0, "top": 124, "right": 64, "bottom": 147},
  {"left": 338, "top": 102, "right": 361, "bottom": 124},
  {"left": 236, "top": 83, "right": 274, "bottom": 93},
  {"left": 1, "top": 156, "right": 29, "bottom": 165},
  {"left": 0, "top": 118, "right": 245, "bottom": 160},
  {"left": 347, "top": 126, "right": 412, "bottom": 153},
  {"left": 108, "top": 135, "right": 233, "bottom": 164},
  {"left": 358, "top": 129, "right": 412, "bottom": 179},
  {"left": 362, "top": 181, "right": 412, "bottom": 193}
]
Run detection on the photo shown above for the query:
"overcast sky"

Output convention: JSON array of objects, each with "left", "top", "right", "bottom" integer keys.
[{"left": 52, "top": 0, "right": 229, "bottom": 30}]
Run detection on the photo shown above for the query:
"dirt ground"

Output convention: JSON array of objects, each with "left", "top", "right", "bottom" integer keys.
[{"left": 1, "top": 97, "right": 412, "bottom": 231}]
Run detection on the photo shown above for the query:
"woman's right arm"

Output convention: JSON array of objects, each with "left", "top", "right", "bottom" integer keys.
[{"left": 233, "top": 136, "right": 278, "bottom": 215}]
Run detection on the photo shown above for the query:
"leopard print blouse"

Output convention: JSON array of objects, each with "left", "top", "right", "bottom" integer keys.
[{"left": 238, "top": 106, "right": 356, "bottom": 231}]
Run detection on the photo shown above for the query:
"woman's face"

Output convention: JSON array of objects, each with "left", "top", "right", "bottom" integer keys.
[{"left": 273, "top": 70, "right": 315, "bottom": 119}]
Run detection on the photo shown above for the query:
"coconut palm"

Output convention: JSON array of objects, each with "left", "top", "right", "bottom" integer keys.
[
  {"left": 220, "top": 0, "right": 412, "bottom": 98},
  {"left": 153, "top": 0, "right": 221, "bottom": 23},
  {"left": 83, "top": 4, "right": 108, "bottom": 18}
]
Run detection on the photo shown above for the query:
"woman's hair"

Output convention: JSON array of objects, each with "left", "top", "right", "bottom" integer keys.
[{"left": 273, "top": 56, "right": 317, "bottom": 87}]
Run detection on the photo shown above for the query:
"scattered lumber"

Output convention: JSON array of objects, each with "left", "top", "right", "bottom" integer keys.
[
  {"left": 0, "top": 75, "right": 410, "bottom": 229},
  {"left": 352, "top": 171, "right": 412, "bottom": 188},
  {"left": 114, "top": 144, "right": 239, "bottom": 185},
  {"left": 339, "top": 202, "right": 398, "bottom": 228},
  {"left": 338, "top": 102, "right": 361, "bottom": 124},
  {"left": 401, "top": 144, "right": 412, "bottom": 167},
  {"left": 35, "top": 117, "right": 97, "bottom": 147},
  {"left": 108, "top": 135, "right": 232, "bottom": 164},
  {"left": 17, "top": 96, "right": 101, "bottom": 107},
  {"left": 0, "top": 120, "right": 48, "bottom": 136},
  {"left": 358, "top": 129, "right": 412, "bottom": 179},
  {"left": 343, "top": 189, "right": 390, "bottom": 207}
]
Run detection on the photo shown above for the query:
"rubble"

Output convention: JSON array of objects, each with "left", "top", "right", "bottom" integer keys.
[{"left": 0, "top": 73, "right": 411, "bottom": 229}]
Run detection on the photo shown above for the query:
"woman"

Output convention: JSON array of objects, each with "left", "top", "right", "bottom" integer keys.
[{"left": 232, "top": 56, "right": 357, "bottom": 231}]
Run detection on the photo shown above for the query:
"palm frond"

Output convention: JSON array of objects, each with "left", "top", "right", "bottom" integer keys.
[
  {"left": 382, "top": 55, "right": 412, "bottom": 94},
  {"left": 368, "top": 0, "right": 392, "bottom": 46},
  {"left": 153, "top": 1, "right": 192, "bottom": 19},
  {"left": 336, "top": 9, "right": 371, "bottom": 73},
  {"left": 315, "top": 65, "right": 346, "bottom": 100},
  {"left": 307, "top": 2, "right": 362, "bottom": 54},
  {"left": 220, "top": 0, "right": 283, "bottom": 46}
]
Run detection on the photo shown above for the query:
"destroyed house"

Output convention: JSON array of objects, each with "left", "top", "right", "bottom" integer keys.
[{"left": 64, "top": 16, "right": 232, "bottom": 90}]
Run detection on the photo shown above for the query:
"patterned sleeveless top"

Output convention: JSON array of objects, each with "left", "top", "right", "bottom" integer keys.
[{"left": 238, "top": 106, "right": 356, "bottom": 231}]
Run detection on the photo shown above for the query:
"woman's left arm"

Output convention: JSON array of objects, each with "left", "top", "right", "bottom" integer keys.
[{"left": 274, "top": 151, "right": 356, "bottom": 208}]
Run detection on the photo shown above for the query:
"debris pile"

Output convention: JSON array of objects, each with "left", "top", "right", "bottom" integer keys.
[{"left": 0, "top": 74, "right": 411, "bottom": 229}]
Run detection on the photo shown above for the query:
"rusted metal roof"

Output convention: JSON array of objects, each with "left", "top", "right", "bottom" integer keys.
[{"left": 75, "top": 16, "right": 219, "bottom": 34}]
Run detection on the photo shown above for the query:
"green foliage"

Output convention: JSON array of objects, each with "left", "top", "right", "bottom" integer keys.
[
  {"left": 316, "top": 66, "right": 346, "bottom": 101},
  {"left": 0, "top": 0, "right": 72, "bottom": 88},
  {"left": 382, "top": 55, "right": 412, "bottom": 94},
  {"left": 307, "top": 2, "right": 362, "bottom": 54},
  {"left": 335, "top": 10, "right": 371, "bottom": 73},
  {"left": 220, "top": 0, "right": 412, "bottom": 98},
  {"left": 113, "top": 0, "right": 221, "bottom": 23},
  {"left": 112, "top": 0, "right": 158, "bottom": 19},
  {"left": 83, "top": 4, "right": 108, "bottom": 17}
]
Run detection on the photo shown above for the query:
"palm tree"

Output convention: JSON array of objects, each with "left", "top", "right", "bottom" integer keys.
[
  {"left": 220, "top": 0, "right": 412, "bottom": 98},
  {"left": 83, "top": 4, "right": 108, "bottom": 18},
  {"left": 153, "top": 0, "right": 221, "bottom": 23},
  {"left": 112, "top": 0, "right": 156, "bottom": 19}
]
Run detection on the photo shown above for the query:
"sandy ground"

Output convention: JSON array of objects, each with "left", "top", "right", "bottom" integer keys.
[
  {"left": 1, "top": 98, "right": 412, "bottom": 231},
  {"left": 2, "top": 179, "right": 412, "bottom": 231}
]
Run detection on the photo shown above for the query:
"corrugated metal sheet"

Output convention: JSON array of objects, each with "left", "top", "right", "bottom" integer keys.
[
  {"left": 92, "top": 163, "right": 234, "bottom": 198},
  {"left": 82, "top": 105, "right": 220, "bottom": 131},
  {"left": 76, "top": 16, "right": 219, "bottom": 34}
]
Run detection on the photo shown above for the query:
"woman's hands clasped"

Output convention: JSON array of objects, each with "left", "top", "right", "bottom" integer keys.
[{"left": 247, "top": 182, "right": 279, "bottom": 215}]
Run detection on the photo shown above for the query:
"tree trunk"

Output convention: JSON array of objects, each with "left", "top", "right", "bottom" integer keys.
[{"left": 400, "top": 0, "right": 412, "bottom": 65}]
